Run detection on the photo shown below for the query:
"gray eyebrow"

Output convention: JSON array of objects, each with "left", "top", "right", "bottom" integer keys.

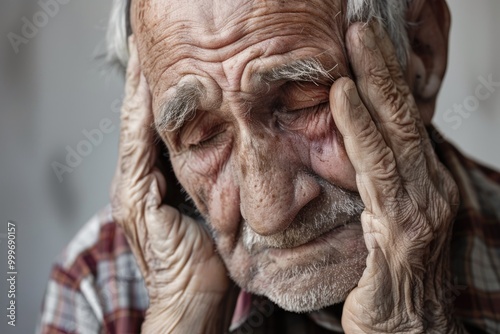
[
  {"left": 155, "top": 58, "right": 336, "bottom": 133},
  {"left": 155, "top": 83, "right": 203, "bottom": 132},
  {"left": 258, "top": 58, "right": 336, "bottom": 85}
]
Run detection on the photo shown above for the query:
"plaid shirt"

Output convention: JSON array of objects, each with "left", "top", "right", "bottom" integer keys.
[{"left": 37, "top": 138, "right": 500, "bottom": 334}]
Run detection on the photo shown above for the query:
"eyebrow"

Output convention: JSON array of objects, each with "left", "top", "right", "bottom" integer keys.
[
  {"left": 156, "top": 58, "right": 336, "bottom": 133},
  {"left": 155, "top": 82, "right": 203, "bottom": 133},
  {"left": 258, "top": 58, "right": 335, "bottom": 84}
]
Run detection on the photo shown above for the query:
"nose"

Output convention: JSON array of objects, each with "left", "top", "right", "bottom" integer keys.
[{"left": 236, "top": 131, "right": 321, "bottom": 236}]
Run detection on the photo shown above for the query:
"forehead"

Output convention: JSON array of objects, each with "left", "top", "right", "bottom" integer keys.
[
  {"left": 132, "top": 0, "right": 344, "bottom": 39},
  {"left": 131, "top": 0, "right": 346, "bottom": 106}
]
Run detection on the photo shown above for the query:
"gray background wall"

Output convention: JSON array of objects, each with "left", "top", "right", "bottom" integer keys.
[{"left": 0, "top": 0, "right": 498, "bottom": 333}]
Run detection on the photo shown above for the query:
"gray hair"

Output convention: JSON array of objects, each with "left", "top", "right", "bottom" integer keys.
[{"left": 106, "top": 0, "right": 412, "bottom": 71}]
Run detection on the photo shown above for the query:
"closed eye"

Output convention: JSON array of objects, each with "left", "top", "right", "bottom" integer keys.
[
  {"left": 188, "top": 124, "right": 227, "bottom": 151},
  {"left": 275, "top": 101, "right": 329, "bottom": 120},
  {"left": 280, "top": 101, "right": 329, "bottom": 114}
]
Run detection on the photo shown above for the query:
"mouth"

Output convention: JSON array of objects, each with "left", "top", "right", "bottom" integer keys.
[
  {"left": 273, "top": 219, "right": 354, "bottom": 250},
  {"left": 241, "top": 181, "right": 364, "bottom": 255},
  {"left": 282, "top": 221, "right": 351, "bottom": 249},
  {"left": 243, "top": 212, "right": 362, "bottom": 257},
  {"left": 266, "top": 220, "right": 363, "bottom": 260},
  {"left": 243, "top": 218, "right": 345, "bottom": 255}
]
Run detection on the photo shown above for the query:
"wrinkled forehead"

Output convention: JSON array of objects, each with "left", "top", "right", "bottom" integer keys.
[
  {"left": 131, "top": 0, "right": 344, "bottom": 35},
  {"left": 131, "top": 0, "right": 345, "bottom": 60},
  {"left": 130, "top": 0, "right": 346, "bottom": 106}
]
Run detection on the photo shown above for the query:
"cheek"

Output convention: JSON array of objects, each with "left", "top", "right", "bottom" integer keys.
[
  {"left": 308, "top": 113, "right": 357, "bottom": 191},
  {"left": 170, "top": 154, "right": 211, "bottom": 217},
  {"left": 206, "top": 164, "right": 241, "bottom": 235},
  {"left": 172, "top": 155, "right": 242, "bottom": 257},
  {"left": 174, "top": 156, "right": 241, "bottom": 231}
]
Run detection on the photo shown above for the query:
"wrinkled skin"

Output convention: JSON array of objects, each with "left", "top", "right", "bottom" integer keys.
[{"left": 111, "top": 0, "right": 465, "bottom": 332}]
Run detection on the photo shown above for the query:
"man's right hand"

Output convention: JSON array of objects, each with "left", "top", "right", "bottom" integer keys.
[{"left": 110, "top": 36, "right": 230, "bottom": 334}]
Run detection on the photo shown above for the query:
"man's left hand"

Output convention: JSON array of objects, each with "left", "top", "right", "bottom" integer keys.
[{"left": 330, "top": 22, "right": 463, "bottom": 333}]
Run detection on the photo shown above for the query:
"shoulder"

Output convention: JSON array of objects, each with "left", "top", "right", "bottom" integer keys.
[
  {"left": 38, "top": 206, "right": 148, "bottom": 334},
  {"left": 435, "top": 138, "right": 500, "bottom": 221},
  {"left": 56, "top": 205, "right": 139, "bottom": 276},
  {"left": 436, "top": 140, "right": 500, "bottom": 333}
]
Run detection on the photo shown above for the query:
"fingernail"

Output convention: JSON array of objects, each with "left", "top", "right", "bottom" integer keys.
[
  {"left": 345, "top": 85, "right": 361, "bottom": 107},
  {"left": 361, "top": 27, "right": 377, "bottom": 49}
]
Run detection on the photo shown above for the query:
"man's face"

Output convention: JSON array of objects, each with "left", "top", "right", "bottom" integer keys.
[{"left": 132, "top": 0, "right": 369, "bottom": 311}]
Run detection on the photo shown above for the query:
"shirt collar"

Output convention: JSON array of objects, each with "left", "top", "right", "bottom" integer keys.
[
  {"left": 229, "top": 290, "right": 253, "bottom": 331},
  {"left": 229, "top": 289, "right": 344, "bottom": 332}
]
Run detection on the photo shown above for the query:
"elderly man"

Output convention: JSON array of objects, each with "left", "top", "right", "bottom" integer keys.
[{"left": 38, "top": 0, "right": 500, "bottom": 333}]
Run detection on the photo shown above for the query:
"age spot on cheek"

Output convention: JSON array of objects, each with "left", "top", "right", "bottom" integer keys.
[{"left": 313, "top": 142, "right": 324, "bottom": 157}]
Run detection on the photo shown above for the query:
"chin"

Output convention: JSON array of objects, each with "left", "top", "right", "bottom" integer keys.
[
  {"left": 227, "top": 224, "right": 368, "bottom": 313},
  {"left": 251, "top": 252, "right": 366, "bottom": 313}
]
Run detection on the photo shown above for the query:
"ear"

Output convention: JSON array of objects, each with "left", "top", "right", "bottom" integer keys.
[{"left": 405, "top": 0, "right": 451, "bottom": 125}]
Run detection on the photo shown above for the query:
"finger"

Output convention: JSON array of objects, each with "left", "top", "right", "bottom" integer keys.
[
  {"left": 370, "top": 21, "right": 408, "bottom": 92},
  {"left": 330, "top": 77, "right": 403, "bottom": 216},
  {"left": 370, "top": 21, "right": 439, "bottom": 174},
  {"left": 110, "top": 35, "right": 141, "bottom": 198},
  {"left": 118, "top": 40, "right": 155, "bottom": 187},
  {"left": 112, "top": 36, "right": 158, "bottom": 268},
  {"left": 125, "top": 35, "right": 141, "bottom": 98},
  {"left": 346, "top": 23, "right": 426, "bottom": 180}
]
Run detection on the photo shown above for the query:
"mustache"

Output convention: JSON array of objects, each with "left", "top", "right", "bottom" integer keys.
[{"left": 241, "top": 180, "right": 364, "bottom": 253}]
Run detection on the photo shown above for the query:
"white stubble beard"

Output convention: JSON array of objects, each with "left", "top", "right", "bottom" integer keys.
[{"left": 239, "top": 180, "right": 367, "bottom": 312}]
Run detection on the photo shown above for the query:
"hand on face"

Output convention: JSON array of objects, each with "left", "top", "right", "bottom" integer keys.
[
  {"left": 112, "top": 5, "right": 460, "bottom": 333},
  {"left": 331, "top": 22, "right": 461, "bottom": 333},
  {"left": 110, "top": 37, "right": 229, "bottom": 333}
]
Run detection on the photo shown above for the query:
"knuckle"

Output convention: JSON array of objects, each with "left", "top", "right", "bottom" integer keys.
[
  {"left": 383, "top": 195, "right": 435, "bottom": 253},
  {"left": 371, "top": 145, "right": 397, "bottom": 175},
  {"left": 383, "top": 88, "right": 414, "bottom": 128},
  {"left": 428, "top": 193, "right": 455, "bottom": 236},
  {"left": 356, "top": 118, "right": 379, "bottom": 145},
  {"left": 383, "top": 187, "right": 409, "bottom": 219},
  {"left": 386, "top": 55, "right": 402, "bottom": 74},
  {"left": 400, "top": 212, "right": 434, "bottom": 252},
  {"left": 387, "top": 95, "right": 408, "bottom": 122},
  {"left": 111, "top": 190, "right": 133, "bottom": 224},
  {"left": 404, "top": 216, "right": 434, "bottom": 246},
  {"left": 398, "top": 81, "right": 412, "bottom": 97},
  {"left": 369, "top": 67, "right": 392, "bottom": 87},
  {"left": 110, "top": 174, "right": 152, "bottom": 227}
]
